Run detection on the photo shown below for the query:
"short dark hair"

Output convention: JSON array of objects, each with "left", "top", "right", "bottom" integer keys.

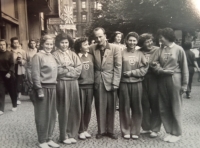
[
  {"left": 28, "top": 39, "right": 36, "bottom": 48},
  {"left": 183, "top": 42, "right": 192, "bottom": 50},
  {"left": 0, "top": 39, "right": 8, "bottom": 47},
  {"left": 109, "top": 31, "right": 124, "bottom": 44},
  {"left": 93, "top": 27, "right": 106, "bottom": 34},
  {"left": 125, "top": 32, "right": 139, "bottom": 47},
  {"left": 138, "top": 33, "right": 154, "bottom": 47},
  {"left": 74, "top": 37, "right": 88, "bottom": 54},
  {"left": 39, "top": 34, "right": 54, "bottom": 50},
  {"left": 10, "top": 37, "right": 19, "bottom": 48},
  {"left": 157, "top": 28, "right": 176, "bottom": 42},
  {"left": 55, "top": 33, "right": 74, "bottom": 49}
]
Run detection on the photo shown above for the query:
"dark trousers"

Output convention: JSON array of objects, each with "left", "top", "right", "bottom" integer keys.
[
  {"left": 79, "top": 87, "right": 93, "bottom": 133},
  {"left": 187, "top": 67, "right": 194, "bottom": 94},
  {"left": 119, "top": 82, "right": 143, "bottom": 136},
  {"left": 158, "top": 73, "right": 182, "bottom": 136},
  {"left": 142, "top": 74, "right": 161, "bottom": 132},
  {"left": 32, "top": 88, "right": 57, "bottom": 143},
  {"left": 94, "top": 82, "right": 116, "bottom": 134},
  {"left": 0, "top": 71, "right": 17, "bottom": 111}
]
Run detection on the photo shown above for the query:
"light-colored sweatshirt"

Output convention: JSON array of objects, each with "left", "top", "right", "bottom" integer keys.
[
  {"left": 121, "top": 48, "right": 149, "bottom": 83},
  {"left": 52, "top": 49, "right": 82, "bottom": 81},
  {"left": 31, "top": 51, "right": 58, "bottom": 90},
  {"left": 151, "top": 43, "right": 189, "bottom": 88}
]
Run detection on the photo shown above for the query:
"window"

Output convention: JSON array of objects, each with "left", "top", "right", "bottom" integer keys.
[
  {"left": 82, "top": 1, "right": 86, "bottom": 9},
  {"left": 94, "top": 1, "right": 97, "bottom": 9},
  {"left": 94, "top": 1, "right": 102, "bottom": 10},
  {"left": 97, "top": 3, "right": 102, "bottom": 10},
  {"left": 82, "top": 14, "right": 87, "bottom": 22},
  {"left": 73, "top": 15, "right": 77, "bottom": 23},
  {"left": 73, "top": 2, "right": 76, "bottom": 9}
]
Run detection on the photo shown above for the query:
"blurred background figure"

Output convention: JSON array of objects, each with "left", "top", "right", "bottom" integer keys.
[
  {"left": 183, "top": 42, "right": 200, "bottom": 98},
  {"left": 0, "top": 39, "right": 18, "bottom": 115},
  {"left": 10, "top": 37, "right": 26, "bottom": 105},
  {"left": 26, "top": 39, "right": 38, "bottom": 94},
  {"left": 109, "top": 31, "right": 126, "bottom": 51}
]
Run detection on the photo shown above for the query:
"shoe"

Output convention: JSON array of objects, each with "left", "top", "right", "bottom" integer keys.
[
  {"left": 84, "top": 131, "right": 91, "bottom": 138},
  {"left": 17, "top": 100, "right": 21, "bottom": 105},
  {"left": 79, "top": 132, "right": 86, "bottom": 140},
  {"left": 96, "top": 133, "right": 103, "bottom": 139},
  {"left": 116, "top": 105, "right": 119, "bottom": 111},
  {"left": 150, "top": 132, "right": 158, "bottom": 138},
  {"left": 123, "top": 135, "right": 130, "bottom": 139},
  {"left": 69, "top": 138, "right": 77, "bottom": 144},
  {"left": 47, "top": 140, "right": 59, "bottom": 148},
  {"left": 12, "top": 107, "right": 17, "bottom": 112},
  {"left": 106, "top": 133, "right": 118, "bottom": 139},
  {"left": 140, "top": 130, "right": 151, "bottom": 134},
  {"left": 187, "top": 95, "right": 191, "bottom": 99},
  {"left": 39, "top": 143, "right": 50, "bottom": 148},
  {"left": 168, "top": 135, "right": 181, "bottom": 143},
  {"left": 163, "top": 134, "right": 172, "bottom": 142},
  {"left": 63, "top": 139, "right": 71, "bottom": 144},
  {"left": 132, "top": 135, "right": 139, "bottom": 139},
  {"left": 0, "top": 111, "right": 4, "bottom": 115}
]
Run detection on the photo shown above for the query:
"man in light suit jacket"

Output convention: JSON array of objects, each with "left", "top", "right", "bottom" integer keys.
[{"left": 89, "top": 27, "right": 122, "bottom": 139}]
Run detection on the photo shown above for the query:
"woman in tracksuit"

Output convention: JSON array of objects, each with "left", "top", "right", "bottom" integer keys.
[
  {"left": 74, "top": 37, "right": 94, "bottom": 140},
  {"left": 31, "top": 35, "right": 59, "bottom": 148},
  {"left": 52, "top": 33, "right": 82, "bottom": 145},
  {"left": 138, "top": 33, "right": 161, "bottom": 138},
  {"left": 152, "top": 28, "right": 188, "bottom": 143},
  {"left": 119, "top": 32, "right": 148, "bottom": 139}
]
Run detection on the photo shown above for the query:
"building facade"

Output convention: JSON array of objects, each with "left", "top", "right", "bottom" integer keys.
[
  {"left": 45, "top": 0, "right": 102, "bottom": 38},
  {"left": 72, "top": 0, "right": 102, "bottom": 36},
  {"left": 0, "top": 0, "right": 53, "bottom": 50}
]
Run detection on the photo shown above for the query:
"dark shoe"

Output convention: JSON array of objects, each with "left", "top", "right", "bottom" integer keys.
[
  {"left": 106, "top": 133, "right": 118, "bottom": 139},
  {"left": 186, "top": 93, "right": 191, "bottom": 99},
  {"left": 96, "top": 133, "right": 104, "bottom": 139},
  {"left": 116, "top": 105, "right": 119, "bottom": 111}
]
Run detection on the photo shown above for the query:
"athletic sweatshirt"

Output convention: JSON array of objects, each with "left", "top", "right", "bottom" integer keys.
[
  {"left": 121, "top": 48, "right": 148, "bottom": 83},
  {"left": 78, "top": 52, "right": 94, "bottom": 88},
  {"left": 31, "top": 50, "right": 58, "bottom": 90},
  {"left": 52, "top": 49, "right": 82, "bottom": 81},
  {"left": 152, "top": 43, "right": 189, "bottom": 88},
  {"left": 140, "top": 46, "right": 159, "bottom": 74},
  {"left": 0, "top": 50, "right": 14, "bottom": 74}
]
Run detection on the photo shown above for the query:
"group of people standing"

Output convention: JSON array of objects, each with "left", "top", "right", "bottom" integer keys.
[
  {"left": 0, "top": 37, "right": 38, "bottom": 115},
  {"left": 0, "top": 26, "right": 191, "bottom": 148}
]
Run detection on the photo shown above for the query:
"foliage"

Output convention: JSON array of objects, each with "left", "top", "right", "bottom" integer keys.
[{"left": 85, "top": 0, "right": 200, "bottom": 41}]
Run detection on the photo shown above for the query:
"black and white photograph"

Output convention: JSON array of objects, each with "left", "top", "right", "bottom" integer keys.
[{"left": 0, "top": 0, "right": 200, "bottom": 148}]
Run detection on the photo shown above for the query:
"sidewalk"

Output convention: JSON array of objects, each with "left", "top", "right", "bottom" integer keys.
[{"left": 0, "top": 86, "right": 200, "bottom": 148}]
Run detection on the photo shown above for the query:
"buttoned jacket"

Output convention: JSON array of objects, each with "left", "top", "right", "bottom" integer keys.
[{"left": 89, "top": 43, "right": 122, "bottom": 91}]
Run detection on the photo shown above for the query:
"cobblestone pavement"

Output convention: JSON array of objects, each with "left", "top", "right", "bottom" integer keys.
[{"left": 0, "top": 78, "right": 200, "bottom": 148}]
